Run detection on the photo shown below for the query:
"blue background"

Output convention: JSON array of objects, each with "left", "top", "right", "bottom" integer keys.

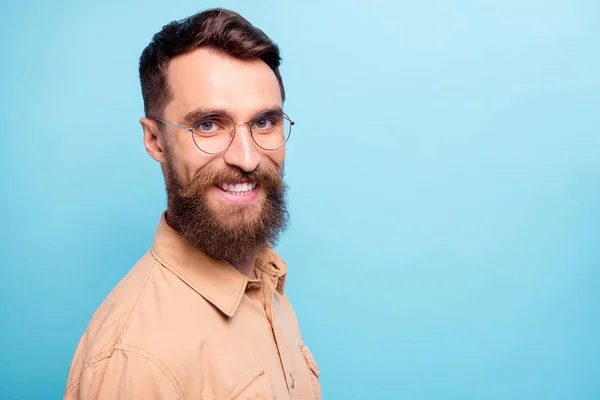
[{"left": 1, "top": 0, "right": 599, "bottom": 399}]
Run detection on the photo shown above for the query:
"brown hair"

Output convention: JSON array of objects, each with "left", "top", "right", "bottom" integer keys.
[{"left": 139, "top": 8, "right": 285, "bottom": 118}]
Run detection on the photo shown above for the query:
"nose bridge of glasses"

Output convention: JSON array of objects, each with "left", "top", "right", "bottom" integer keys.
[
  {"left": 229, "top": 121, "right": 256, "bottom": 146},
  {"left": 233, "top": 121, "right": 253, "bottom": 135}
]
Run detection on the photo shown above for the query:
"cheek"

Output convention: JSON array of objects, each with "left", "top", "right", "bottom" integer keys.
[
  {"left": 264, "top": 147, "right": 286, "bottom": 169},
  {"left": 170, "top": 141, "right": 215, "bottom": 180}
]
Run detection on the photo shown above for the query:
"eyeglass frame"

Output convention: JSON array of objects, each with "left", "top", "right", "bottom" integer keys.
[{"left": 149, "top": 111, "right": 295, "bottom": 155}]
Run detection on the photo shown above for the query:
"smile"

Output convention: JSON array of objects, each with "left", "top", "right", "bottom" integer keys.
[
  {"left": 215, "top": 181, "right": 260, "bottom": 204},
  {"left": 219, "top": 181, "right": 258, "bottom": 195}
]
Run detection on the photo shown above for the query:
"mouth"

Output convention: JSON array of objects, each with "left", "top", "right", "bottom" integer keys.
[{"left": 214, "top": 180, "right": 260, "bottom": 204}]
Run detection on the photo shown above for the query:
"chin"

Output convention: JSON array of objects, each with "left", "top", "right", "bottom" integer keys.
[{"left": 210, "top": 202, "right": 263, "bottom": 223}]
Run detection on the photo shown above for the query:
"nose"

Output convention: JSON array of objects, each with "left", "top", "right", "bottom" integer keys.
[{"left": 222, "top": 123, "right": 261, "bottom": 172}]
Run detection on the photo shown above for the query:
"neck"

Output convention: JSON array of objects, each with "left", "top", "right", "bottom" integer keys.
[{"left": 228, "top": 258, "right": 257, "bottom": 279}]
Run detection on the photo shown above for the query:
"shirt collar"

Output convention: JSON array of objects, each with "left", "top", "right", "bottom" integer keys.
[
  {"left": 255, "top": 245, "right": 288, "bottom": 295},
  {"left": 150, "top": 212, "right": 287, "bottom": 317}
]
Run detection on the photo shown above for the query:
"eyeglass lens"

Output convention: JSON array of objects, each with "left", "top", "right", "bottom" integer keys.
[{"left": 190, "top": 112, "right": 291, "bottom": 154}]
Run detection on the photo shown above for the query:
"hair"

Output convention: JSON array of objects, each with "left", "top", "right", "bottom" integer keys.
[{"left": 139, "top": 8, "right": 285, "bottom": 118}]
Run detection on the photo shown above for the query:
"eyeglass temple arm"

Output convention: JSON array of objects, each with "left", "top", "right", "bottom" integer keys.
[{"left": 151, "top": 117, "right": 192, "bottom": 131}]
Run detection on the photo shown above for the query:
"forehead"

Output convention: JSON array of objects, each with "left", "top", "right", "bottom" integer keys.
[{"left": 164, "top": 47, "right": 282, "bottom": 119}]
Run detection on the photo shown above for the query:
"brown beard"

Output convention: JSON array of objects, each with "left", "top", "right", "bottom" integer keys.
[{"left": 164, "top": 154, "right": 289, "bottom": 264}]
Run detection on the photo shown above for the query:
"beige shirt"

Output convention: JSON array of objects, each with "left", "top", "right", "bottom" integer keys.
[{"left": 64, "top": 213, "right": 321, "bottom": 400}]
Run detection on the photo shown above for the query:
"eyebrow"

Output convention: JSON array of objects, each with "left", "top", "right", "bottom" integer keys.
[{"left": 181, "top": 106, "right": 284, "bottom": 126}]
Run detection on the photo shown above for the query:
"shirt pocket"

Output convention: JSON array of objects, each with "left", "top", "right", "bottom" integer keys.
[
  {"left": 299, "top": 341, "right": 322, "bottom": 400},
  {"left": 226, "top": 367, "right": 276, "bottom": 400}
]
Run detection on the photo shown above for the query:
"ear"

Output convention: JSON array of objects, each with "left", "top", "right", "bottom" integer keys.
[{"left": 140, "top": 117, "right": 167, "bottom": 164}]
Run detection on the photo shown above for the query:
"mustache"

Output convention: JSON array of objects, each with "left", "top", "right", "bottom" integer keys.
[{"left": 178, "top": 163, "right": 284, "bottom": 198}]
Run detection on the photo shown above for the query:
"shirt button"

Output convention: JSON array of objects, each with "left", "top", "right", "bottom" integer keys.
[{"left": 289, "top": 372, "right": 295, "bottom": 388}]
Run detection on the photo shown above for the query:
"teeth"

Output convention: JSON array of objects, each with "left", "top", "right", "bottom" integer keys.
[{"left": 220, "top": 182, "right": 256, "bottom": 193}]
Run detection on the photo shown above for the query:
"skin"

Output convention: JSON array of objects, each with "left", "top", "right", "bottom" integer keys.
[{"left": 139, "top": 47, "right": 286, "bottom": 278}]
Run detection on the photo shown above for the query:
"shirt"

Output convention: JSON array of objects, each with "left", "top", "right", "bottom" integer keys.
[{"left": 64, "top": 213, "right": 321, "bottom": 400}]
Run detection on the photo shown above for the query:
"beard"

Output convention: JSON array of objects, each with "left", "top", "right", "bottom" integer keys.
[{"left": 163, "top": 154, "right": 289, "bottom": 264}]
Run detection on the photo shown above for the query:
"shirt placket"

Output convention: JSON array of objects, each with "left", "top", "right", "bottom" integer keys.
[{"left": 262, "top": 274, "right": 299, "bottom": 399}]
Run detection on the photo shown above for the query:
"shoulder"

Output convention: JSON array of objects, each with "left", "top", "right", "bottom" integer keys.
[
  {"left": 75, "top": 251, "right": 161, "bottom": 365},
  {"left": 64, "top": 343, "right": 183, "bottom": 400},
  {"left": 65, "top": 251, "right": 184, "bottom": 398}
]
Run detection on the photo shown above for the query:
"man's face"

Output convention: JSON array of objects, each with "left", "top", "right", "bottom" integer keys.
[{"left": 142, "top": 47, "right": 289, "bottom": 262}]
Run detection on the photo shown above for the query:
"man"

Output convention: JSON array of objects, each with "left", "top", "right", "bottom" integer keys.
[{"left": 64, "top": 8, "right": 321, "bottom": 400}]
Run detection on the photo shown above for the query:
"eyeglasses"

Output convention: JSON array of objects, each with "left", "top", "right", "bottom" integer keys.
[{"left": 150, "top": 110, "right": 294, "bottom": 155}]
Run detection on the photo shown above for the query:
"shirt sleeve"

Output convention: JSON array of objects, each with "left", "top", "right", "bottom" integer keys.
[{"left": 64, "top": 346, "right": 181, "bottom": 400}]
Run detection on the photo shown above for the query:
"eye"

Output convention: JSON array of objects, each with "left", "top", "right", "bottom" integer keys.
[
  {"left": 195, "top": 121, "right": 219, "bottom": 133},
  {"left": 193, "top": 115, "right": 233, "bottom": 136},
  {"left": 252, "top": 118, "right": 275, "bottom": 131}
]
